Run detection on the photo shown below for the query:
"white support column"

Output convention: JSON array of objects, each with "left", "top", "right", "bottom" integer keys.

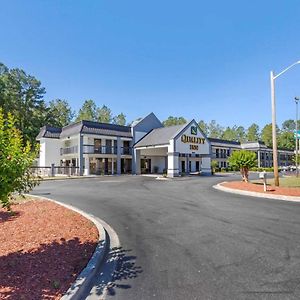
[
  {"left": 167, "top": 152, "right": 179, "bottom": 177},
  {"left": 112, "top": 158, "right": 114, "bottom": 175},
  {"left": 201, "top": 157, "right": 212, "bottom": 175},
  {"left": 84, "top": 156, "right": 90, "bottom": 175},
  {"left": 257, "top": 150, "right": 261, "bottom": 168},
  {"left": 134, "top": 149, "right": 141, "bottom": 175},
  {"left": 78, "top": 134, "right": 84, "bottom": 176},
  {"left": 117, "top": 137, "right": 121, "bottom": 175},
  {"left": 102, "top": 138, "right": 106, "bottom": 154}
]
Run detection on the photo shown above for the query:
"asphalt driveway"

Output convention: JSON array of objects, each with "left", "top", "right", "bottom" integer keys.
[{"left": 32, "top": 175, "right": 300, "bottom": 300}]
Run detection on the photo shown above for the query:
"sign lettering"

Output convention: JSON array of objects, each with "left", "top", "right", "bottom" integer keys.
[{"left": 181, "top": 134, "right": 205, "bottom": 144}]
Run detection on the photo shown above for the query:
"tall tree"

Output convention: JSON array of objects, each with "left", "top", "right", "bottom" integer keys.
[
  {"left": 47, "top": 99, "right": 74, "bottom": 127},
  {"left": 198, "top": 120, "right": 209, "bottom": 135},
  {"left": 282, "top": 119, "right": 295, "bottom": 131},
  {"left": 113, "top": 113, "right": 126, "bottom": 126},
  {"left": 162, "top": 116, "right": 187, "bottom": 127},
  {"left": 236, "top": 126, "right": 246, "bottom": 142},
  {"left": 76, "top": 99, "right": 97, "bottom": 121},
  {"left": 97, "top": 105, "right": 112, "bottom": 123},
  {"left": 278, "top": 131, "right": 295, "bottom": 150},
  {"left": 208, "top": 120, "right": 224, "bottom": 138},
  {"left": 222, "top": 126, "right": 236, "bottom": 141},
  {"left": 246, "top": 123, "right": 260, "bottom": 141},
  {"left": 0, "top": 63, "right": 47, "bottom": 144},
  {"left": 261, "top": 123, "right": 279, "bottom": 147}
]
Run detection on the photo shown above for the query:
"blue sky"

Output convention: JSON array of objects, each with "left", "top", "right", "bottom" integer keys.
[{"left": 1, "top": 0, "right": 300, "bottom": 128}]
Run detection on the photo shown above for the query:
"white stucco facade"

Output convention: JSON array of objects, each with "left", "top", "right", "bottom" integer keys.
[
  {"left": 39, "top": 138, "right": 61, "bottom": 167},
  {"left": 37, "top": 113, "right": 212, "bottom": 177},
  {"left": 134, "top": 120, "right": 211, "bottom": 177}
]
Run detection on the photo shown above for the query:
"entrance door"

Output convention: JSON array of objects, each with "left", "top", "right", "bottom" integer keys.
[
  {"left": 141, "top": 159, "right": 151, "bottom": 174},
  {"left": 181, "top": 161, "right": 186, "bottom": 173},
  {"left": 196, "top": 161, "right": 200, "bottom": 172}
]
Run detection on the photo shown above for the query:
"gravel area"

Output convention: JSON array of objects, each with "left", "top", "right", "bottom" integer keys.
[
  {"left": 0, "top": 199, "right": 98, "bottom": 300},
  {"left": 222, "top": 181, "right": 300, "bottom": 196}
]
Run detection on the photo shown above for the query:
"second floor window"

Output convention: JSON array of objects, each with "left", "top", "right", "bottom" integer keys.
[{"left": 94, "top": 139, "right": 102, "bottom": 153}]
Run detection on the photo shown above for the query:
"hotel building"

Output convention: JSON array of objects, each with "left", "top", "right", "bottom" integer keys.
[{"left": 37, "top": 112, "right": 294, "bottom": 176}]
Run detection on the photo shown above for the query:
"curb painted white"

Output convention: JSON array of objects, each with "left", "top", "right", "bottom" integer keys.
[
  {"left": 213, "top": 182, "right": 300, "bottom": 203},
  {"left": 26, "top": 194, "right": 108, "bottom": 300}
]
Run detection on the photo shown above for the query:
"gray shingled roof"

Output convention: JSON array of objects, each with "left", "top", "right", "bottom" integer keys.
[
  {"left": 60, "top": 120, "right": 132, "bottom": 138},
  {"left": 36, "top": 126, "right": 62, "bottom": 139},
  {"left": 135, "top": 124, "right": 187, "bottom": 147},
  {"left": 37, "top": 120, "right": 132, "bottom": 140},
  {"left": 208, "top": 138, "right": 241, "bottom": 146}
]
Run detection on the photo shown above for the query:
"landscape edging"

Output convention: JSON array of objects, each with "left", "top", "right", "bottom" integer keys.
[
  {"left": 213, "top": 182, "right": 300, "bottom": 202},
  {"left": 27, "top": 194, "right": 108, "bottom": 300}
]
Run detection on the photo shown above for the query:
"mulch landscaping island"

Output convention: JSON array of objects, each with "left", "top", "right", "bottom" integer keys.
[
  {"left": 0, "top": 199, "right": 98, "bottom": 300},
  {"left": 222, "top": 181, "right": 300, "bottom": 197}
]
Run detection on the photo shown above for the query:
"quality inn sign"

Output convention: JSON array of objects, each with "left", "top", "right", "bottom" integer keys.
[{"left": 181, "top": 135, "right": 205, "bottom": 144}]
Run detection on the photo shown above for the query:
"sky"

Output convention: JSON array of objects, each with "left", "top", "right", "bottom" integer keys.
[{"left": 1, "top": 0, "right": 300, "bottom": 129}]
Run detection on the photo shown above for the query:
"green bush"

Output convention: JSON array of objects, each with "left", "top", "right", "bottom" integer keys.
[
  {"left": 211, "top": 160, "right": 219, "bottom": 174},
  {"left": 228, "top": 150, "right": 257, "bottom": 182},
  {"left": 0, "top": 109, "right": 39, "bottom": 210}
]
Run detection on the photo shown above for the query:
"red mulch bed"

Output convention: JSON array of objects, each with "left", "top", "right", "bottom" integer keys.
[
  {"left": 222, "top": 181, "right": 300, "bottom": 197},
  {"left": 0, "top": 199, "right": 98, "bottom": 300}
]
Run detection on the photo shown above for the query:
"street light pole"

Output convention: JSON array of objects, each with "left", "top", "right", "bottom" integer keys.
[
  {"left": 270, "top": 61, "right": 300, "bottom": 187},
  {"left": 270, "top": 71, "right": 279, "bottom": 186},
  {"left": 295, "top": 97, "right": 299, "bottom": 177}
]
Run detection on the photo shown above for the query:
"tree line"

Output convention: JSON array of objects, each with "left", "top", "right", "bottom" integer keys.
[{"left": 0, "top": 62, "right": 297, "bottom": 150}]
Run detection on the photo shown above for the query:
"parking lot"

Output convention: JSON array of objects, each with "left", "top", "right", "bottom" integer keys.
[{"left": 33, "top": 175, "right": 300, "bottom": 300}]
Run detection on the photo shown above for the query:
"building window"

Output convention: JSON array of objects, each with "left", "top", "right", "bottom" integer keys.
[{"left": 216, "top": 149, "right": 219, "bottom": 158}]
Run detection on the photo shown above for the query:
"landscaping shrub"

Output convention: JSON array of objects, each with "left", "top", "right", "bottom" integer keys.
[
  {"left": 211, "top": 160, "right": 218, "bottom": 174},
  {"left": 0, "top": 109, "right": 39, "bottom": 210},
  {"left": 228, "top": 150, "right": 256, "bottom": 182}
]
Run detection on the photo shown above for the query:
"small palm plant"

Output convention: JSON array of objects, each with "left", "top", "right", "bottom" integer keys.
[{"left": 228, "top": 150, "right": 256, "bottom": 182}]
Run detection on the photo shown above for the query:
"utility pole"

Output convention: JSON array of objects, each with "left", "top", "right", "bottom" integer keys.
[
  {"left": 270, "top": 61, "right": 300, "bottom": 186},
  {"left": 270, "top": 71, "right": 279, "bottom": 186},
  {"left": 295, "top": 97, "right": 299, "bottom": 177}
]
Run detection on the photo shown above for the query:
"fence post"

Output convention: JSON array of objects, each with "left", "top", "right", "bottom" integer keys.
[{"left": 51, "top": 164, "right": 55, "bottom": 177}]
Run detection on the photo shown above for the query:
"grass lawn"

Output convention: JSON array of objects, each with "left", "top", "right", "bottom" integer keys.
[{"left": 252, "top": 176, "right": 300, "bottom": 187}]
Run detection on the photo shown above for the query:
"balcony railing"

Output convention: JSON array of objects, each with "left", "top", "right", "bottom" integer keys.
[
  {"left": 121, "top": 147, "right": 132, "bottom": 155},
  {"left": 83, "top": 145, "right": 117, "bottom": 154},
  {"left": 83, "top": 145, "right": 132, "bottom": 155},
  {"left": 60, "top": 146, "right": 78, "bottom": 155}
]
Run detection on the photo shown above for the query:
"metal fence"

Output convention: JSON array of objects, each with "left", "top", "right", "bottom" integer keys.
[{"left": 31, "top": 166, "right": 80, "bottom": 177}]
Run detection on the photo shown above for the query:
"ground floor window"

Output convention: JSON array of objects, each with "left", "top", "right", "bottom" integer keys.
[{"left": 89, "top": 158, "right": 132, "bottom": 175}]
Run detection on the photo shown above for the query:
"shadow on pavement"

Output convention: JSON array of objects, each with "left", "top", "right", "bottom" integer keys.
[{"left": 89, "top": 246, "right": 143, "bottom": 298}]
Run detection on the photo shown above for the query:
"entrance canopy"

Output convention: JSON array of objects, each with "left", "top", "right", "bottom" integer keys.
[{"left": 134, "top": 120, "right": 212, "bottom": 176}]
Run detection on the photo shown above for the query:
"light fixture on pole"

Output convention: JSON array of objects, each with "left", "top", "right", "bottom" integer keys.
[
  {"left": 270, "top": 60, "right": 300, "bottom": 186},
  {"left": 295, "top": 96, "right": 299, "bottom": 177}
]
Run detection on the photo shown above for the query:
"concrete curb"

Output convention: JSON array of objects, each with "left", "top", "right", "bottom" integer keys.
[
  {"left": 42, "top": 176, "right": 101, "bottom": 181},
  {"left": 27, "top": 194, "right": 108, "bottom": 300},
  {"left": 213, "top": 182, "right": 300, "bottom": 203}
]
